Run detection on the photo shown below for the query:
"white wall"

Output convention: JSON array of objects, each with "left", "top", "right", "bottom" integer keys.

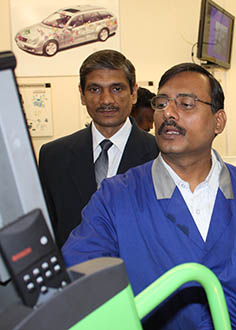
[{"left": 1, "top": 0, "right": 236, "bottom": 162}]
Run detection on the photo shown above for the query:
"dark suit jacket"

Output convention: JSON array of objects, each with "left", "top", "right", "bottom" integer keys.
[{"left": 39, "top": 118, "right": 159, "bottom": 247}]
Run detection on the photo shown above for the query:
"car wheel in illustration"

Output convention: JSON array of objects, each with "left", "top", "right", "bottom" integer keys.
[
  {"left": 43, "top": 40, "right": 59, "bottom": 56},
  {"left": 98, "top": 28, "right": 109, "bottom": 41}
]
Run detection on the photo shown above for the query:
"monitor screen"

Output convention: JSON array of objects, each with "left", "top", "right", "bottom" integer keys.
[
  {"left": 197, "top": 0, "right": 235, "bottom": 69},
  {"left": 0, "top": 51, "right": 54, "bottom": 283}
]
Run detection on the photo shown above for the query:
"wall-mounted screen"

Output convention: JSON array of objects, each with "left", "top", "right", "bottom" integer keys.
[{"left": 197, "top": 0, "right": 234, "bottom": 69}]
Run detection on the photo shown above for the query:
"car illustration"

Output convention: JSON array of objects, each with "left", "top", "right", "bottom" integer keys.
[{"left": 15, "top": 5, "right": 118, "bottom": 56}]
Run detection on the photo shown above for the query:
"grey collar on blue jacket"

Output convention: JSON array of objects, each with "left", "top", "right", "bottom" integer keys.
[{"left": 151, "top": 149, "right": 234, "bottom": 200}]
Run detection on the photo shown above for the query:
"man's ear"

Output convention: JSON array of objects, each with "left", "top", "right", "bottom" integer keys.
[
  {"left": 79, "top": 85, "right": 86, "bottom": 105},
  {"left": 132, "top": 84, "right": 138, "bottom": 105},
  {"left": 214, "top": 109, "right": 227, "bottom": 135}
]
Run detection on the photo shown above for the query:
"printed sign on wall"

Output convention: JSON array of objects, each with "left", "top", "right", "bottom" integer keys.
[{"left": 19, "top": 83, "right": 53, "bottom": 137}]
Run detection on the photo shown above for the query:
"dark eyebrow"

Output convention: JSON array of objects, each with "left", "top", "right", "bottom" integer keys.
[
  {"left": 86, "top": 83, "right": 100, "bottom": 88},
  {"left": 177, "top": 93, "right": 197, "bottom": 98},
  {"left": 111, "top": 82, "right": 127, "bottom": 87},
  {"left": 156, "top": 93, "right": 168, "bottom": 97},
  {"left": 86, "top": 82, "right": 127, "bottom": 88},
  {"left": 156, "top": 93, "right": 198, "bottom": 98}
]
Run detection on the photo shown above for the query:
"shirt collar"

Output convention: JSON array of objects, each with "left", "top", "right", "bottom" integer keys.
[
  {"left": 160, "top": 150, "right": 221, "bottom": 191},
  {"left": 92, "top": 117, "right": 132, "bottom": 152},
  {"left": 151, "top": 150, "right": 234, "bottom": 200}
]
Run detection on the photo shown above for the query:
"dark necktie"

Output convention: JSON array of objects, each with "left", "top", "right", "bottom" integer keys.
[{"left": 95, "top": 139, "right": 113, "bottom": 188}]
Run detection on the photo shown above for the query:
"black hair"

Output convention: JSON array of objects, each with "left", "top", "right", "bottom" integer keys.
[
  {"left": 133, "top": 87, "right": 156, "bottom": 109},
  {"left": 158, "top": 63, "right": 224, "bottom": 113},
  {"left": 80, "top": 49, "right": 136, "bottom": 94}
]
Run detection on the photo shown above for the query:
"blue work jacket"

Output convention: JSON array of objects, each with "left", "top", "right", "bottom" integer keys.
[{"left": 62, "top": 151, "right": 236, "bottom": 329}]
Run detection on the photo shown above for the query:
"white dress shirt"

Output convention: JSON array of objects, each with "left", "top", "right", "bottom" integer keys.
[
  {"left": 92, "top": 117, "right": 132, "bottom": 178},
  {"left": 160, "top": 151, "right": 222, "bottom": 241}
]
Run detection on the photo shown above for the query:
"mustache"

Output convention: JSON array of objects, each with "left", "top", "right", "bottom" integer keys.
[
  {"left": 96, "top": 105, "right": 120, "bottom": 111},
  {"left": 158, "top": 119, "right": 186, "bottom": 136}
]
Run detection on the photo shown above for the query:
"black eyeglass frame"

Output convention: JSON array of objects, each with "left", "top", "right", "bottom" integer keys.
[{"left": 151, "top": 93, "right": 214, "bottom": 111}]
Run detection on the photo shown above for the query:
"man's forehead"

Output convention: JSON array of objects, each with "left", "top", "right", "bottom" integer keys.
[
  {"left": 85, "top": 69, "right": 129, "bottom": 85},
  {"left": 158, "top": 71, "right": 211, "bottom": 94},
  {"left": 160, "top": 71, "right": 209, "bottom": 85},
  {"left": 86, "top": 68, "right": 126, "bottom": 78}
]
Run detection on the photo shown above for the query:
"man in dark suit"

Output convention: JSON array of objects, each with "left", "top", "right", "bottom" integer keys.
[{"left": 39, "top": 49, "right": 159, "bottom": 247}]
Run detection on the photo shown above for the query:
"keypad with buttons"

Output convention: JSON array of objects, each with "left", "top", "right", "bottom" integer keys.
[
  {"left": 0, "top": 209, "right": 71, "bottom": 308},
  {"left": 16, "top": 251, "right": 71, "bottom": 306}
]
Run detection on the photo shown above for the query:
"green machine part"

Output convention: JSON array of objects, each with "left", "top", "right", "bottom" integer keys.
[
  {"left": 135, "top": 262, "right": 232, "bottom": 330},
  {"left": 70, "top": 284, "right": 142, "bottom": 330},
  {"left": 70, "top": 260, "right": 231, "bottom": 330},
  {"left": 0, "top": 258, "right": 232, "bottom": 330}
]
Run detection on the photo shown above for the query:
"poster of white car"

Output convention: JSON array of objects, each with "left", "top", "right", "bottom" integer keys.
[{"left": 15, "top": 5, "right": 118, "bottom": 56}]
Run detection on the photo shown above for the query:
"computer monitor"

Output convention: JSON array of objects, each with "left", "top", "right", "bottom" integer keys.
[
  {"left": 0, "top": 51, "right": 54, "bottom": 283},
  {"left": 197, "top": 0, "right": 235, "bottom": 69}
]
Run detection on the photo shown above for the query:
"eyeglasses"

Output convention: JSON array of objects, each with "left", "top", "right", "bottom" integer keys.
[{"left": 151, "top": 93, "right": 214, "bottom": 112}]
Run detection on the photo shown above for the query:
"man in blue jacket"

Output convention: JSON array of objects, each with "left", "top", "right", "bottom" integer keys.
[{"left": 62, "top": 62, "right": 236, "bottom": 329}]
